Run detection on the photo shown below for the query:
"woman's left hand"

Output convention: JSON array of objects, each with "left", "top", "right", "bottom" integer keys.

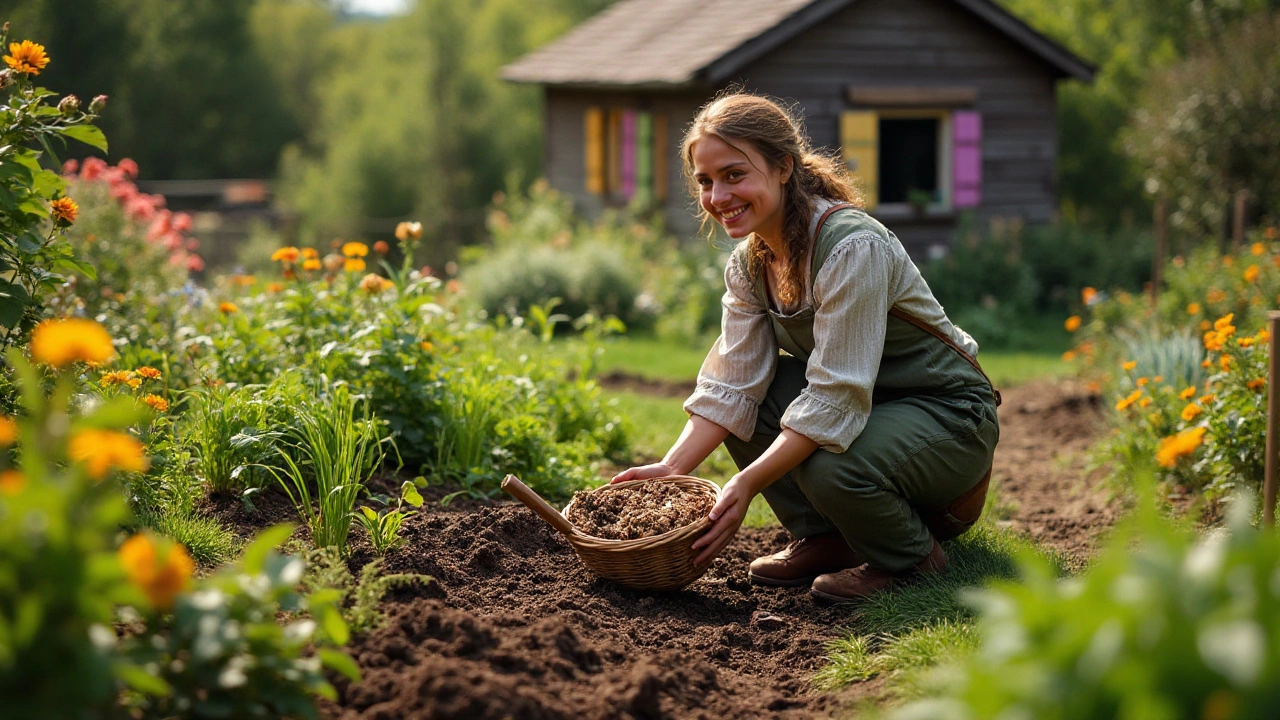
[{"left": 691, "top": 474, "right": 754, "bottom": 568}]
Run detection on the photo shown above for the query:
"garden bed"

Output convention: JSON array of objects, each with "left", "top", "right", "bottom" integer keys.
[{"left": 201, "top": 378, "right": 1115, "bottom": 718}]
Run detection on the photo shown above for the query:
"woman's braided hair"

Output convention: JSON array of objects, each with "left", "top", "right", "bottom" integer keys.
[{"left": 681, "top": 92, "right": 863, "bottom": 307}]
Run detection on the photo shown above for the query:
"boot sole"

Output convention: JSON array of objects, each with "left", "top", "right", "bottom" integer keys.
[
  {"left": 748, "top": 571, "right": 818, "bottom": 587},
  {"left": 808, "top": 588, "right": 869, "bottom": 604}
]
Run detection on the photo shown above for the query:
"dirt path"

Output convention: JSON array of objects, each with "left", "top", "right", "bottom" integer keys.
[{"left": 194, "top": 375, "right": 1116, "bottom": 718}]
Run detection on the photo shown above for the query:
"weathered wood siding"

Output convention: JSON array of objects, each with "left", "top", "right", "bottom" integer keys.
[
  {"left": 543, "top": 88, "right": 707, "bottom": 237},
  {"left": 541, "top": 0, "right": 1065, "bottom": 257},
  {"left": 736, "top": 0, "right": 1060, "bottom": 256}
]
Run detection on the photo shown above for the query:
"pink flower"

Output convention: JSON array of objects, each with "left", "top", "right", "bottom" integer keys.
[
  {"left": 185, "top": 255, "right": 204, "bottom": 272},
  {"left": 148, "top": 211, "right": 172, "bottom": 240},
  {"left": 62, "top": 159, "right": 79, "bottom": 175},
  {"left": 171, "top": 212, "right": 192, "bottom": 233},
  {"left": 80, "top": 157, "right": 107, "bottom": 181},
  {"left": 161, "top": 232, "right": 183, "bottom": 251},
  {"left": 117, "top": 158, "right": 139, "bottom": 179},
  {"left": 184, "top": 238, "right": 199, "bottom": 251},
  {"left": 111, "top": 181, "right": 137, "bottom": 202}
]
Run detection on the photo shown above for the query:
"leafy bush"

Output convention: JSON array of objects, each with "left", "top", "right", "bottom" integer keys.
[{"left": 892, "top": 492, "right": 1280, "bottom": 720}]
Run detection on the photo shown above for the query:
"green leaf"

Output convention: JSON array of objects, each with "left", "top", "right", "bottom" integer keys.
[
  {"left": 319, "top": 649, "right": 362, "bottom": 682},
  {"left": 402, "top": 481, "right": 424, "bottom": 508},
  {"left": 317, "top": 604, "right": 350, "bottom": 646},
  {"left": 50, "top": 255, "right": 96, "bottom": 280},
  {"left": 58, "top": 124, "right": 108, "bottom": 153},
  {"left": 0, "top": 281, "right": 30, "bottom": 328},
  {"left": 360, "top": 506, "right": 378, "bottom": 521},
  {"left": 115, "top": 663, "right": 172, "bottom": 697},
  {"left": 242, "top": 523, "right": 295, "bottom": 575}
]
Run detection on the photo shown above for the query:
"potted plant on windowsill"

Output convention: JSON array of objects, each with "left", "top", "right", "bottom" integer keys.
[{"left": 907, "top": 188, "right": 933, "bottom": 218}]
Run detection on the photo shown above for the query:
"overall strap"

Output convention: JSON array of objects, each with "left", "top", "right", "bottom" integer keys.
[{"left": 814, "top": 203, "right": 1003, "bottom": 407}]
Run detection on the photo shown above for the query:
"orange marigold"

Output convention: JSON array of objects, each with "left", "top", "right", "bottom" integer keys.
[
  {"left": 1253, "top": 242, "right": 1266, "bottom": 256},
  {"left": 1138, "top": 397, "right": 1152, "bottom": 408},
  {"left": 1064, "top": 316, "right": 1082, "bottom": 332},
  {"left": 302, "top": 259, "right": 322, "bottom": 271},
  {"left": 267, "top": 282, "right": 285, "bottom": 293},
  {"left": 344, "top": 258, "right": 366, "bottom": 273},
  {"left": 1220, "top": 355, "right": 1232, "bottom": 371},
  {"left": 1199, "top": 394, "right": 1216, "bottom": 404},
  {"left": 1244, "top": 264, "right": 1260, "bottom": 283},
  {"left": 100, "top": 370, "right": 134, "bottom": 387},
  {"left": 0, "top": 416, "right": 16, "bottom": 446},
  {"left": 31, "top": 319, "right": 115, "bottom": 368},
  {"left": 301, "top": 247, "right": 319, "bottom": 260},
  {"left": 50, "top": 196, "right": 78, "bottom": 225},
  {"left": 1116, "top": 389, "right": 1143, "bottom": 411},
  {"left": 142, "top": 394, "right": 169, "bottom": 412},
  {"left": 373, "top": 240, "right": 390, "bottom": 255},
  {"left": 1248, "top": 378, "right": 1266, "bottom": 391},
  {"left": 1186, "top": 302, "right": 1201, "bottom": 315},
  {"left": 1122, "top": 360, "right": 1137, "bottom": 371},
  {"left": 1156, "top": 427, "right": 1207, "bottom": 468},
  {"left": 1179, "top": 386, "right": 1196, "bottom": 400},
  {"left": 118, "top": 534, "right": 193, "bottom": 610},
  {"left": 135, "top": 366, "right": 161, "bottom": 380},
  {"left": 1137, "top": 377, "right": 1149, "bottom": 387},
  {"left": 342, "top": 241, "right": 369, "bottom": 258},
  {"left": 1181, "top": 403, "right": 1203, "bottom": 422},
  {"left": 0, "top": 469, "right": 24, "bottom": 495},
  {"left": 1081, "top": 287, "right": 1098, "bottom": 305},
  {"left": 270, "top": 246, "right": 301, "bottom": 263},
  {"left": 219, "top": 302, "right": 238, "bottom": 314},
  {"left": 1061, "top": 350, "right": 1077, "bottom": 362},
  {"left": 4, "top": 40, "right": 49, "bottom": 75},
  {"left": 69, "top": 428, "right": 148, "bottom": 479}
]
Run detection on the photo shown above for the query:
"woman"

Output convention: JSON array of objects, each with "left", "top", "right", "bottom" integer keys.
[{"left": 611, "top": 93, "right": 1000, "bottom": 603}]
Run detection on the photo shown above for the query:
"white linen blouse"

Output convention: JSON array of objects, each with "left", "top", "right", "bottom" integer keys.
[{"left": 683, "top": 200, "right": 979, "bottom": 453}]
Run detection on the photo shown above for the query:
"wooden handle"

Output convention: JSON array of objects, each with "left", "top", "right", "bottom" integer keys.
[{"left": 501, "top": 474, "right": 577, "bottom": 538}]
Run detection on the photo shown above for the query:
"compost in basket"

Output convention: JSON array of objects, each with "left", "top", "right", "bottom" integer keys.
[{"left": 565, "top": 480, "right": 715, "bottom": 540}]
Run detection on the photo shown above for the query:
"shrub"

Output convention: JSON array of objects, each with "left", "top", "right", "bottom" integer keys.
[{"left": 892, "top": 492, "right": 1280, "bottom": 720}]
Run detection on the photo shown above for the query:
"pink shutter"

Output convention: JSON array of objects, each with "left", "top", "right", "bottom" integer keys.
[
  {"left": 621, "top": 111, "right": 637, "bottom": 198},
  {"left": 952, "top": 111, "right": 982, "bottom": 208}
]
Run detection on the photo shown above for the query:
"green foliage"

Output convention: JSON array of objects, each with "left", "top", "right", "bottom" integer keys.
[
  {"left": 272, "top": 383, "right": 388, "bottom": 553},
  {"left": 0, "top": 27, "right": 105, "bottom": 351},
  {"left": 182, "top": 383, "right": 283, "bottom": 495},
  {"left": 353, "top": 479, "right": 424, "bottom": 555},
  {"left": 302, "top": 550, "right": 428, "bottom": 636},
  {"left": 892, "top": 491, "right": 1280, "bottom": 720},
  {"left": 1125, "top": 13, "right": 1280, "bottom": 238},
  {"left": 116, "top": 525, "right": 359, "bottom": 719}
]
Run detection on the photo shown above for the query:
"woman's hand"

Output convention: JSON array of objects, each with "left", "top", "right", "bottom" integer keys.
[
  {"left": 691, "top": 474, "right": 754, "bottom": 568},
  {"left": 610, "top": 463, "right": 675, "bottom": 484}
]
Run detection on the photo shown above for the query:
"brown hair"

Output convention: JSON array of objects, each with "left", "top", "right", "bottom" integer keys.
[{"left": 681, "top": 92, "right": 863, "bottom": 307}]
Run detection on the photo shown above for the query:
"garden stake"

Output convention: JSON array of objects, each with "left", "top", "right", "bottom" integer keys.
[
  {"left": 1266, "top": 311, "right": 1280, "bottom": 526},
  {"left": 1232, "top": 190, "right": 1248, "bottom": 250}
]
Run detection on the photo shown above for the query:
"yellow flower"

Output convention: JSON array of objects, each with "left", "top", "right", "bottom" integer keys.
[
  {"left": 1214, "top": 313, "right": 1235, "bottom": 332},
  {"left": 302, "top": 259, "right": 322, "bottom": 271},
  {"left": 1156, "top": 427, "right": 1207, "bottom": 468},
  {"left": 135, "top": 366, "right": 161, "bottom": 380},
  {"left": 1203, "top": 331, "right": 1223, "bottom": 351},
  {"left": 1181, "top": 403, "right": 1202, "bottom": 422},
  {"left": 1122, "top": 360, "right": 1137, "bottom": 371},
  {"left": 1116, "top": 389, "right": 1143, "bottom": 411},
  {"left": 342, "top": 242, "right": 369, "bottom": 258},
  {"left": 1253, "top": 242, "right": 1266, "bottom": 256},
  {"left": 50, "top": 197, "right": 78, "bottom": 225},
  {"left": 270, "top": 247, "right": 301, "bottom": 263},
  {"left": 0, "top": 416, "right": 16, "bottom": 446},
  {"left": 1179, "top": 386, "right": 1196, "bottom": 400},
  {"left": 1137, "top": 377, "right": 1149, "bottom": 387},
  {"left": 219, "top": 302, "right": 238, "bottom": 314},
  {"left": 31, "top": 319, "right": 115, "bottom": 368},
  {"left": 1248, "top": 378, "right": 1266, "bottom": 391},
  {"left": 1064, "top": 316, "right": 1082, "bottom": 332},
  {"left": 142, "top": 394, "right": 169, "bottom": 412},
  {"left": 395, "top": 221, "right": 423, "bottom": 241},
  {"left": 1186, "top": 302, "right": 1201, "bottom": 315},
  {"left": 1239, "top": 337, "right": 1254, "bottom": 348},
  {"left": 69, "top": 429, "right": 148, "bottom": 479},
  {"left": 344, "top": 258, "right": 366, "bottom": 273},
  {"left": 118, "top": 534, "right": 193, "bottom": 610},
  {"left": 1258, "top": 329, "right": 1271, "bottom": 343},
  {"left": 1244, "top": 264, "right": 1260, "bottom": 283},
  {"left": 420, "top": 341, "right": 434, "bottom": 353},
  {"left": 301, "top": 247, "right": 319, "bottom": 260},
  {"left": 126, "top": 378, "right": 142, "bottom": 390},
  {"left": 99, "top": 370, "right": 134, "bottom": 387},
  {"left": 1138, "top": 396, "right": 1152, "bottom": 408},
  {"left": 1081, "top": 287, "right": 1097, "bottom": 305},
  {"left": 4, "top": 40, "right": 50, "bottom": 75},
  {"left": 0, "top": 470, "right": 24, "bottom": 495},
  {"left": 1199, "top": 394, "right": 1216, "bottom": 404}
]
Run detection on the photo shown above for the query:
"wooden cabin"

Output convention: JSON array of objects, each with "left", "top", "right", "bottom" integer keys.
[{"left": 501, "top": 0, "right": 1094, "bottom": 259}]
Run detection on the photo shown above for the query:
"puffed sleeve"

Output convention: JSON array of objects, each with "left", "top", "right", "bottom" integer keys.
[
  {"left": 780, "top": 232, "right": 893, "bottom": 452},
  {"left": 682, "top": 252, "right": 777, "bottom": 441}
]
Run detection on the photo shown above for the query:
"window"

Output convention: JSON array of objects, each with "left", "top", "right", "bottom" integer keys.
[
  {"left": 584, "top": 108, "right": 668, "bottom": 203},
  {"left": 839, "top": 109, "right": 982, "bottom": 212}
]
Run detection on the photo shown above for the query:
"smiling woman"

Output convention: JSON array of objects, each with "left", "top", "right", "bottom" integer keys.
[{"left": 612, "top": 92, "right": 1002, "bottom": 604}]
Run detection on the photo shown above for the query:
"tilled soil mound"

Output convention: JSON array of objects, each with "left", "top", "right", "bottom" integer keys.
[{"left": 327, "top": 505, "right": 856, "bottom": 719}]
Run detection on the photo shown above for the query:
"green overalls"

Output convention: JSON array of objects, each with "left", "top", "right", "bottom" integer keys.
[{"left": 722, "top": 208, "right": 1000, "bottom": 572}]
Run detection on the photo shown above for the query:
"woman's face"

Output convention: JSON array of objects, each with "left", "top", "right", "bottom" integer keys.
[{"left": 691, "top": 134, "right": 791, "bottom": 243}]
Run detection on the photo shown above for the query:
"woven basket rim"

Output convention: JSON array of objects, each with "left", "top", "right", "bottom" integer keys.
[{"left": 561, "top": 475, "right": 721, "bottom": 549}]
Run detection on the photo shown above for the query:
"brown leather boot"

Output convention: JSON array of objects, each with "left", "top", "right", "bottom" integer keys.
[
  {"left": 748, "top": 531, "right": 865, "bottom": 587},
  {"left": 809, "top": 538, "right": 948, "bottom": 603}
]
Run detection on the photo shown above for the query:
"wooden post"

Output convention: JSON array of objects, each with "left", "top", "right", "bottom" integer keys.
[
  {"left": 1152, "top": 196, "right": 1167, "bottom": 306},
  {"left": 1266, "top": 311, "right": 1280, "bottom": 526},
  {"left": 1233, "top": 190, "right": 1249, "bottom": 251}
]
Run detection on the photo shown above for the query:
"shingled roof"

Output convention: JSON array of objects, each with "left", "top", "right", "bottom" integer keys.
[{"left": 501, "top": 0, "right": 1095, "bottom": 89}]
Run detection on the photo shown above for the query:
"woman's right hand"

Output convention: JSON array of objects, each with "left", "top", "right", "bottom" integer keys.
[{"left": 610, "top": 463, "right": 675, "bottom": 484}]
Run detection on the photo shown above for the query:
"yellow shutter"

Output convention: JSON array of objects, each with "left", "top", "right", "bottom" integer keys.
[
  {"left": 584, "top": 108, "right": 604, "bottom": 195},
  {"left": 840, "top": 111, "right": 878, "bottom": 208}
]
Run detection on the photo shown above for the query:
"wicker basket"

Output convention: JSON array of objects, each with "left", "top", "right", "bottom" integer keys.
[{"left": 501, "top": 474, "right": 721, "bottom": 591}]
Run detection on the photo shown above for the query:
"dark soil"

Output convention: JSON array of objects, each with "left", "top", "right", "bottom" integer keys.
[
  {"left": 566, "top": 480, "right": 716, "bottom": 540},
  {"left": 203, "top": 376, "right": 1114, "bottom": 718}
]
